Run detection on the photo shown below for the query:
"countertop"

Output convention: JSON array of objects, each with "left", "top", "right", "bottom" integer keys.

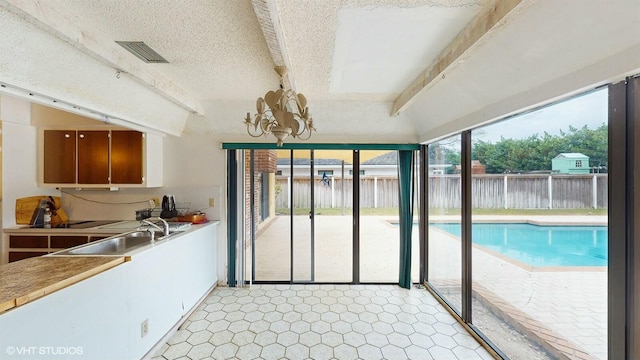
[
  {"left": 0, "top": 256, "right": 127, "bottom": 314},
  {"left": 0, "top": 221, "right": 220, "bottom": 314},
  {"left": 3, "top": 220, "right": 220, "bottom": 235},
  {"left": 3, "top": 220, "right": 144, "bottom": 235}
]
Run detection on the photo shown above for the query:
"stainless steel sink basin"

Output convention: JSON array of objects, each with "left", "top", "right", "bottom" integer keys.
[
  {"left": 125, "top": 230, "right": 164, "bottom": 238},
  {"left": 52, "top": 230, "right": 162, "bottom": 256}
]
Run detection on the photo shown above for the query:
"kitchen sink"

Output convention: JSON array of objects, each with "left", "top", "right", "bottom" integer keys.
[
  {"left": 123, "top": 230, "right": 163, "bottom": 238},
  {"left": 52, "top": 230, "right": 163, "bottom": 256}
]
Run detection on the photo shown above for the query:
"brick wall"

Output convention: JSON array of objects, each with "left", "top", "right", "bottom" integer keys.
[
  {"left": 254, "top": 149, "right": 277, "bottom": 173},
  {"left": 244, "top": 150, "right": 277, "bottom": 241}
]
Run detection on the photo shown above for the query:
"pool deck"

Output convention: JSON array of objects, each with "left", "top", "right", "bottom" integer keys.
[
  {"left": 248, "top": 214, "right": 607, "bottom": 359},
  {"left": 428, "top": 215, "right": 607, "bottom": 360}
]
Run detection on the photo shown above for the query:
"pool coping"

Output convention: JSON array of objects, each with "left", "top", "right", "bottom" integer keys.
[
  {"left": 428, "top": 214, "right": 608, "bottom": 227},
  {"left": 472, "top": 283, "right": 599, "bottom": 360}
]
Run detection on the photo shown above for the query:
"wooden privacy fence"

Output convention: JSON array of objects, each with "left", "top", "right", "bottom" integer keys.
[{"left": 276, "top": 174, "right": 608, "bottom": 209}]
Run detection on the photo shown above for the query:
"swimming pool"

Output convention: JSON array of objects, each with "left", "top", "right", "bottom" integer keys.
[{"left": 430, "top": 223, "right": 607, "bottom": 267}]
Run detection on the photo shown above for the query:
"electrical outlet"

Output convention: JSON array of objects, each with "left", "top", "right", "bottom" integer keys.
[
  {"left": 152, "top": 197, "right": 160, "bottom": 207},
  {"left": 141, "top": 319, "right": 149, "bottom": 338},
  {"left": 209, "top": 198, "right": 215, "bottom": 207}
]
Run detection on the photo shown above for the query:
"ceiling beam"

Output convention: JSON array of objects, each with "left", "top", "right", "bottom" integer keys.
[
  {"left": 390, "top": 0, "right": 524, "bottom": 117},
  {"left": 0, "top": 0, "right": 205, "bottom": 115},
  {"left": 252, "top": 0, "right": 297, "bottom": 91}
]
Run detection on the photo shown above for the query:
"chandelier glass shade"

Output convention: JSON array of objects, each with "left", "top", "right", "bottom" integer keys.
[{"left": 245, "top": 66, "right": 315, "bottom": 146}]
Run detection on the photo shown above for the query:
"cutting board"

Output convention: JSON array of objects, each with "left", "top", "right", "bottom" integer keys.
[{"left": 15, "top": 196, "right": 67, "bottom": 225}]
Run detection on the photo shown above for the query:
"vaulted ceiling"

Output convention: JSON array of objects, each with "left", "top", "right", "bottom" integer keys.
[{"left": 0, "top": 0, "right": 638, "bottom": 143}]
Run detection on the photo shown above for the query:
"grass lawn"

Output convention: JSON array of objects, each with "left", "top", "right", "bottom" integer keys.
[{"left": 276, "top": 207, "right": 608, "bottom": 216}]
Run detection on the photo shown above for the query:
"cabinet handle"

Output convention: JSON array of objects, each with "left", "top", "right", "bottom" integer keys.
[
  {"left": 79, "top": 134, "right": 85, "bottom": 139},
  {"left": 64, "top": 133, "right": 70, "bottom": 138}
]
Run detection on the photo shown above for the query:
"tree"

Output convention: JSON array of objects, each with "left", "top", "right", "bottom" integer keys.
[
  {"left": 429, "top": 139, "right": 462, "bottom": 174},
  {"left": 470, "top": 123, "right": 607, "bottom": 174}
]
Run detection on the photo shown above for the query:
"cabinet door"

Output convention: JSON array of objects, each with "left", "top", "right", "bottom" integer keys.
[
  {"left": 77, "top": 131, "right": 110, "bottom": 184},
  {"left": 43, "top": 130, "right": 76, "bottom": 183},
  {"left": 111, "top": 131, "right": 143, "bottom": 184},
  {"left": 50, "top": 236, "right": 88, "bottom": 248},
  {"left": 9, "top": 235, "right": 48, "bottom": 248},
  {"left": 89, "top": 236, "right": 109, "bottom": 242},
  {"left": 9, "top": 252, "right": 48, "bottom": 262}
]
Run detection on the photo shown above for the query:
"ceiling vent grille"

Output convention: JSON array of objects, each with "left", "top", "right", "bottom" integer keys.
[{"left": 115, "top": 41, "right": 169, "bottom": 63}]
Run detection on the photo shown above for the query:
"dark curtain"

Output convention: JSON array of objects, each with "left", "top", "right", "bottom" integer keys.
[
  {"left": 227, "top": 150, "right": 237, "bottom": 287},
  {"left": 398, "top": 150, "right": 415, "bottom": 289}
]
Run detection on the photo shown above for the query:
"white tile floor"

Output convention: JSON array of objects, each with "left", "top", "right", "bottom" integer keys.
[
  {"left": 153, "top": 284, "right": 494, "bottom": 360},
  {"left": 252, "top": 215, "right": 607, "bottom": 359}
]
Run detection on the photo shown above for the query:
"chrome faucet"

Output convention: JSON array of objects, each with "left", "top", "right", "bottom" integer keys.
[
  {"left": 146, "top": 228, "right": 157, "bottom": 243},
  {"left": 140, "top": 217, "right": 170, "bottom": 238}
]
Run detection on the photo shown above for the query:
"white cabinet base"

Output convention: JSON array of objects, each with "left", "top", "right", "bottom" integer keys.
[{"left": 0, "top": 223, "right": 217, "bottom": 360}]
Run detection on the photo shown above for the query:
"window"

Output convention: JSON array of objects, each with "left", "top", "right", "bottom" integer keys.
[
  {"left": 318, "top": 170, "right": 333, "bottom": 176},
  {"left": 349, "top": 170, "right": 365, "bottom": 175},
  {"left": 469, "top": 88, "right": 607, "bottom": 359},
  {"left": 428, "top": 135, "right": 462, "bottom": 312},
  {"left": 275, "top": 170, "right": 282, "bottom": 175}
]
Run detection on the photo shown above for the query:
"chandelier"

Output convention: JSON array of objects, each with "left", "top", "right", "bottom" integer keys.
[{"left": 245, "top": 66, "right": 315, "bottom": 146}]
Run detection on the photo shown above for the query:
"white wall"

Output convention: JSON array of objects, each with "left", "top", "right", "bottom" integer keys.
[
  {"left": 1, "top": 95, "right": 59, "bottom": 228},
  {"left": 0, "top": 95, "right": 230, "bottom": 285},
  {"left": 163, "top": 133, "right": 228, "bottom": 285}
]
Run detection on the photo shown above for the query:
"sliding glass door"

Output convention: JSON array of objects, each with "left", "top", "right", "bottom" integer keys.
[
  {"left": 248, "top": 149, "right": 290, "bottom": 282},
  {"left": 247, "top": 148, "right": 354, "bottom": 283},
  {"left": 291, "top": 149, "right": 314, "bottom": 282},
  {"left": 229, "top": 144, "right": 421, "bottom": 285},
  {"left": 312, "top": 150, "right": 353, "bottom": 282}
]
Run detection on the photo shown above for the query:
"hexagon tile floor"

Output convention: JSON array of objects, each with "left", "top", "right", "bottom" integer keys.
[{"left": 152, "top": 284, "right": 494, "bottom": 360}]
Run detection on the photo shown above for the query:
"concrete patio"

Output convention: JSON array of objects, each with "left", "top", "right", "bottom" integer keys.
[{"left": 246, "top": 214, "right": 607, "bottom": 359}]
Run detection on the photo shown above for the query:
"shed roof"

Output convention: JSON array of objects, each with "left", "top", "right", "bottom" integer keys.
[{"left": 554, "top": 153, "right": 589, "bottom": 159}]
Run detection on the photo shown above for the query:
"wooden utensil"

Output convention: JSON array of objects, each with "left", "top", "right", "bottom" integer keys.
[{"left": 15, "top": 196, "right": 66, "bottom": 225}]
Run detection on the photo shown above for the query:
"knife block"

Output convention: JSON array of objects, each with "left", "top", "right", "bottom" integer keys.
[{"left": 29, "top": 199, "right": 48, "bottom": 227}]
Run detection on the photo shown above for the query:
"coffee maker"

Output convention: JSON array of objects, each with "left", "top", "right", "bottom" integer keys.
[{"left": 160, "top": 195, "right": 177, "bottom": 218}]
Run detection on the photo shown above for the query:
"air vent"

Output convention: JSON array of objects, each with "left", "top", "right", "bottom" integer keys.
[{"left": 115, "top": 41, "right": 169, "bottom": 63}]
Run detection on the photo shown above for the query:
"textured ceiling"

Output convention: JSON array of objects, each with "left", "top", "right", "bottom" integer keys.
[
  {"left": 0, "top": 0, "right": 638, "bottom": 141},
  {"left": 57, "top": 0, "right": 485, "bottom": 103},
  {"left": 276, "top": 0, "right": 485, "bottom": 101},
  {"left": 58, "top": 0, "right": 278, "bottom": 100}
]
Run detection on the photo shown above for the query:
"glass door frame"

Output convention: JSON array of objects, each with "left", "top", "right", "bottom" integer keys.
[
  {"left": 289, "top": 149, "right": 315, "bottom": 283},
  {"left": 224, "top": 143, "right": 421, "bottom": 285}
]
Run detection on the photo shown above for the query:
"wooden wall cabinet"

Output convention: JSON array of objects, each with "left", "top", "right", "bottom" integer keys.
[
  {"left": 77, "top": 130, "right": 110, "bottom": 184},
  {"left": 110, "top": 130, "right": 143, "bottom": 184},
  {"left": 43, "top": 130, "right": 76, "bottom": 184},
  {"left": 41, "top": 129, "right": 162, "bottom": 187}
]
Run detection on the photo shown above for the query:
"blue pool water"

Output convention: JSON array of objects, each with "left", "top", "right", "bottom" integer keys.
[{"left": 430, "top": 223, "right": 607, "bottom": 267}]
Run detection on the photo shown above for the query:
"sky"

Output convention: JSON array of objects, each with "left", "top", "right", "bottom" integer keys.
[{"left": 472, "top": 88, "right": 608, "bottom": 143}]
